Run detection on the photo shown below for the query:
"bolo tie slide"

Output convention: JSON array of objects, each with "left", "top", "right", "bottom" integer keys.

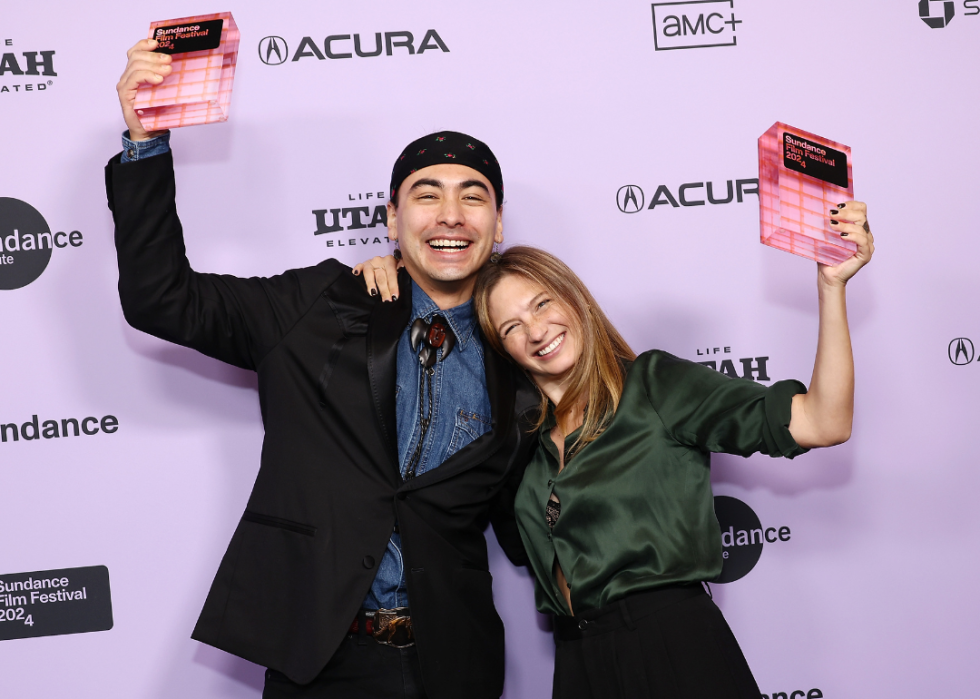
[{"left": 404, "top": 315, "right": 456, "bottom": 479}]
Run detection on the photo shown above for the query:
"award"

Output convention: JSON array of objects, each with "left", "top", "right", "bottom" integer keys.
[
  {"left": 133, "top": 12, "right": 239, "bottom": 131},
  {"left": 758, "top": 122, "right": 856, "bottom": 265}
]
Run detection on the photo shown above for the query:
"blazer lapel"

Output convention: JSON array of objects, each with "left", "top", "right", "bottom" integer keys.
[
  {"left": 367, "top": 269, "right": 412, "bottom": 467},
  {"left": 400, "top": 333, "right": 516, "bottom": 491}
]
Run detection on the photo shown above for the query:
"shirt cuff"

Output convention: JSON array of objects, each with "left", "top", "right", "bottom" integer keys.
[
  {"left": 762, "top": 379, "right": 810, "bottom": 459},
  {"left": 120, "top": 130, "right": 171, "bottom": 163}
]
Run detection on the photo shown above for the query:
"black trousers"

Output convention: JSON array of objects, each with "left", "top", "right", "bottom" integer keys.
[
  {"left": 263, "top": 633, "right": 427, "bottom": 699},
  {"left": 552, "top": 585, "right": 760, "bottom": 699}
]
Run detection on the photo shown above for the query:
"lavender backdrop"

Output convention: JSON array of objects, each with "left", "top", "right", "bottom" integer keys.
[{"left": 2, "top": 1, "right": 978, "bottom": 697}]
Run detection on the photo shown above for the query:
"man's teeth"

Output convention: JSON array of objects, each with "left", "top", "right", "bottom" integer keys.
[
  {"left": 429, "top": 240, "right": 470, "bottom": 249},
  {"left": 538, "top": 333, "right": 564, "bottom": 356}
]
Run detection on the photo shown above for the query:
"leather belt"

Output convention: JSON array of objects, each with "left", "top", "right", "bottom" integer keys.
[{"left": 349, "top": 607, "right": 414, "bottom": 648}]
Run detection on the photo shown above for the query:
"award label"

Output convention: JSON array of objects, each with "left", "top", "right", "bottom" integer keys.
[
  {"left": 152, "top": 19, "right": 224, "bottom": 54},
  {"left": 758, "top": 122, "right": 857, "bottom": 266},
  {"left": 133, "top": 12, "right": 240, "bottom": 130},
  {"left": 0, "top": 565, "right": 113, "bottom": 641}
]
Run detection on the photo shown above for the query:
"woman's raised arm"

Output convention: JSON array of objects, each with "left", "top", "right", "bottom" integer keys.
[{"left": 788, "top": 201, "right": 875, "bottom": 448}]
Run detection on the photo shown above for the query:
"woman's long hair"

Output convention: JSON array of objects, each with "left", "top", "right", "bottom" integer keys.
[{"left": 473, "top": 246, "right": 636, "bottom": 457}]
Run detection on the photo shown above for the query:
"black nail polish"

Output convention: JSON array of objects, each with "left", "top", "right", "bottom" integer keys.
[
  {"left": 391, "top": 295, "right": 398, "bottom": 302},
  {"left": 352, "top": 270, "right": 359, "bottom": 275},
  {"left": 830, "top": 209, "right": 839, "bottom": 215},
  {"left": 837, "top": 203, "right": 846, "bottom": 208},
  {"left": 370, "top": 288, "right": 378, "bottom": 296},
  {"left": 840, "top": 232, "right": 848, "bottom": 237},
  {"left": 830, "top": 220, "right": 838, "bottom": 225}
]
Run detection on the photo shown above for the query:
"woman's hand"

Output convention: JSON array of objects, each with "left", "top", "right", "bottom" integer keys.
[
  {"left": 352, "top": 254, "right": 404, "bottom": 301},
  {"left": 821, "top": 201, "right": 874, "bottom": 287}
]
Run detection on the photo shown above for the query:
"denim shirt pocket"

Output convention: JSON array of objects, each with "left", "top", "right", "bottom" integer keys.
[{"left": 446, "top": 409, "right": 492, "bottom": 458}]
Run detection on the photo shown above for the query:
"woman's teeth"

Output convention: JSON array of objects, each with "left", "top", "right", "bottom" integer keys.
[{"left": 537, "top": 333, "right": 564, "bottom": 356}]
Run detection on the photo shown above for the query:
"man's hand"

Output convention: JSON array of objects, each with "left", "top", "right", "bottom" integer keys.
[
  {"left": 117, "top": 39, "right": 172, "bottom": 141},
  {"left": 352, "top": 254, "right": 403, "bottom": 302}
]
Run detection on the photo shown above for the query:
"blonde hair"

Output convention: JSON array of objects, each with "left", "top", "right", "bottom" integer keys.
[{"left": 473, "top": 246, "right": 636, "bottom": 458}]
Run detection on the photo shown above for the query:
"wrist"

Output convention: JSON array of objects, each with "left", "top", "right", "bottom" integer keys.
[{"left": 816, "top": 276, "right": 847, "bottom": 304}]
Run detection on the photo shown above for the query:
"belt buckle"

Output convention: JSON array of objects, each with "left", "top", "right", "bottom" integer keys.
[{"left": 373, "top": 606, "right": 414, "bottom": 648}]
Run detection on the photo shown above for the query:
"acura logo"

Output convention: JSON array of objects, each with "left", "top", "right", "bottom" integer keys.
[
  {"left": 919, "top": 0, "right": 955, "bottom": 28},
  {"left": 616, "top": 185, "right": 645, "bottom": 213},
  {"left": 949, "top": 337, "right": 975, "bottom": 365},
  {"left": 259, "top": 36, "right": 289, "bottom": 65}
]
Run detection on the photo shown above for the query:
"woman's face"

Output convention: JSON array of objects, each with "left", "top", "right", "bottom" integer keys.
[{"left": 487, "top": 274, "right": 581, "bottom": 391}]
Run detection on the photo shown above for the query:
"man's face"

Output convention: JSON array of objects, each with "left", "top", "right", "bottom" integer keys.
[{"left": 387, "top": 164, "right": 503, "bottom": 291}]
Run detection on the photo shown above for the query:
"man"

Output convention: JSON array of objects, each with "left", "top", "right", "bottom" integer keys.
[{"left": 109, "top": 39, "right": 538, "bottom": 699}]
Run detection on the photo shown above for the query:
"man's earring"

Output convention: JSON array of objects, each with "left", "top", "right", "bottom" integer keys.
[{"left": 490, "top": 242, "right": 501, "bottom": 264}]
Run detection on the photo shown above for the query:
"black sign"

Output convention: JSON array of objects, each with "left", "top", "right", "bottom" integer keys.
[
  {"left": 153, "top": 19, "right": 223, "bottom": 54},
  {"left": 0, "top": 566, "right": 113, "bottom": 641},
  {"left": 782, "top": 133, "right": 849, "bottom": 189}
]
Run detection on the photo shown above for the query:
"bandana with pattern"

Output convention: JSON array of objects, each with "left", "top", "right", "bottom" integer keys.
[{"left": 390, "top": 131, "right": 503, "bottom": 207}]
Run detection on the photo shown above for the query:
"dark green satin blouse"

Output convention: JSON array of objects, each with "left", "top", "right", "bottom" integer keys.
[{"left": 514, "top": 350, "right": 808, "bottom": 616}]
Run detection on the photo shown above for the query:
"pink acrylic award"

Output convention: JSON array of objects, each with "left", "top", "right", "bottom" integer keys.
[
  {"left": 758, "top": 122, "right": 856, "bottom": 265},
  {"left": 133, "top": 12, "right": 239, "bottom": 131}
]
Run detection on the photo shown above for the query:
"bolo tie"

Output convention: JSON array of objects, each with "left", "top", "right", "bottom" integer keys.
[{"left": 404, "top": 315, "right": 456, "bottom": 479}]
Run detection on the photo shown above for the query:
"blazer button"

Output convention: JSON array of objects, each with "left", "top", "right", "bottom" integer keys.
[
  {"left": 578, "top": 619, "right": 589, "bottom": 630},
  {"left": 362, "top": 556, "right": 375, "bottom": 569}
]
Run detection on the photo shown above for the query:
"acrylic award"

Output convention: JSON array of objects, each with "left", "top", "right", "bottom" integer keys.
[
  {"left": 758, "top": 122, "right": 856, "bottom": 265},
  {"left": 133, "top": 12, "right": 239, "bottom": 131}
]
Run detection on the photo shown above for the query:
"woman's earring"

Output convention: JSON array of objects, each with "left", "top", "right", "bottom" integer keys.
[{"left": 393, "top": 242, "right": 402, "bottom": 261}]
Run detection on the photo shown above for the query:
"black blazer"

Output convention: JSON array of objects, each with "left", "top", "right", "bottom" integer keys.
[{"left": 105, "top": 152, "right": 539, "bottom": 698}]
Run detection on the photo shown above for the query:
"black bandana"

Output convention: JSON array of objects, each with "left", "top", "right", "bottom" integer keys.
[{"left": 390, "top": 131, "right": 503, "bottom": 207}]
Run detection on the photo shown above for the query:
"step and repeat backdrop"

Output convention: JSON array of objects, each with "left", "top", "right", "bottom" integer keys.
[{"left": 2, "top": 1, "right": 978, "bottom": 697}]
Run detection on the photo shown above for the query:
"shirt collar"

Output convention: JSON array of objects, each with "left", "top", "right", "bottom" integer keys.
[{"left": 410, "top": 280, "right": 477, "bottom": 350}]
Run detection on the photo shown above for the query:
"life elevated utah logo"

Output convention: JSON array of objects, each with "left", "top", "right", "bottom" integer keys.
[
  {"left": 312, "top": 189, "right": 392, "bottom": 250},
  {"left": 0, "top": 198, "right": 84, "bottom": 290},
  {"left": 0, "top": 38, "right": 56, "bottom": 94},
  {"left": 258, "top": 29, "right": 449, "bottom": 64},
  {"left": 651, "top": 0, "right": 742, "bottom": 50}
]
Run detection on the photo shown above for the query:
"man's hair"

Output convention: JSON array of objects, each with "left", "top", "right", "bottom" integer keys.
[{"left": 473, "top": 246, "right": 636, "bottom": 458}]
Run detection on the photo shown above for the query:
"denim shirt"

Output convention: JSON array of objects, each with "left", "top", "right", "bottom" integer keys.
[
  {"left": 119, "top": 135, "right": 493, "bottom": 610},
  {"left": 120, "top": 130, "right": 171, "bottom": 162},
  {"left": 363, "top": 281, "right": 492, "bottom": 609}
]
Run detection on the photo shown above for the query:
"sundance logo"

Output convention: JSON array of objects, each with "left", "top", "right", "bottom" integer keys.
[
  {"left": 1, "top": 414, "right": 119, "bottom": 444},
  {"left": 0, "top": 198, "right": 83, "bottom": 291},
  {"left": 259, "top": 30, "right": 449, "bottom": 65},
  {"left": 713, "top": 495, "right": 791, "bottom": 583}
]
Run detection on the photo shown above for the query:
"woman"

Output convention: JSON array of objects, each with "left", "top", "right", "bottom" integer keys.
[
  {"left": 358, "top": 202, "right": 873, "bottom": 698},
  {"left": 469, "top": 203, "right": 873, "bottom": 698}
]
